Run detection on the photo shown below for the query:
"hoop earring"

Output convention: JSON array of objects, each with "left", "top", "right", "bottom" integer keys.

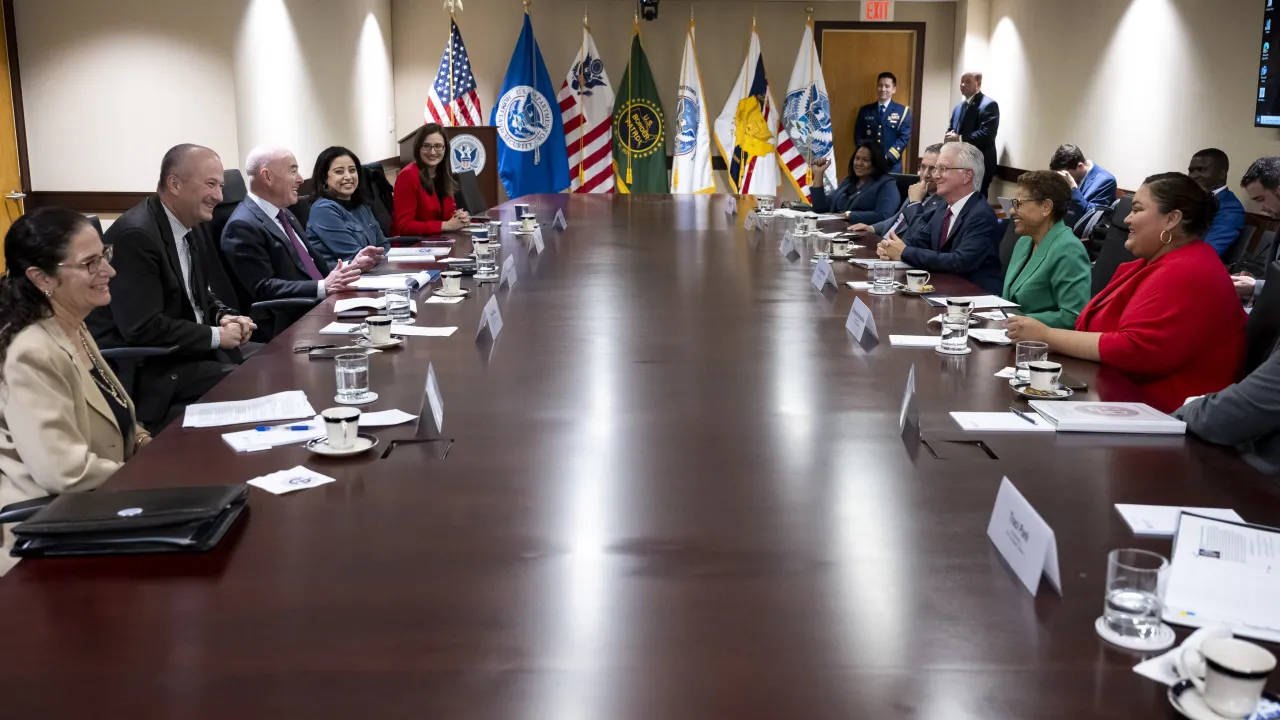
[{"left": 1160, "top": 229, "right": 1173, "bottom": 246}]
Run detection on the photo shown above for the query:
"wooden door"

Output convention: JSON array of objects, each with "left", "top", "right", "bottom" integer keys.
[
  {"left": 818, "top": 27, "right": 919, "bottom": 181},
  {"left": 0, "top": 5, "right": 22, "bottom": 272}
]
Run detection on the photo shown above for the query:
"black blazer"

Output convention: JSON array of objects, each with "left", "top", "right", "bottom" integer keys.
[
  {"left": 88, "top": 196, "right": 235, "bottom": 353},
  {"left": 900, "top": 194, "right": 1003, "bottom": 295},
  {"left": 220, "top": 198, "right": 332, "bottom": 306}
]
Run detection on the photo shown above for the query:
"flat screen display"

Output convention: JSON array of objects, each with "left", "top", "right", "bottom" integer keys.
[{"left": 1257, "top": 0, "right": 1280, "bottom": 126}]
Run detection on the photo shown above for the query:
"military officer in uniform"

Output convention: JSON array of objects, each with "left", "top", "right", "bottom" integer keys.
[{"left": 854, "top": 72, "right": 912, "bottom": 173}]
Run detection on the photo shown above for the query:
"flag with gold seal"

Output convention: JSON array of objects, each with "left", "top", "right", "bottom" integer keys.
[{"left": 612, "top": 18, "right": 666, "bottom": 194}]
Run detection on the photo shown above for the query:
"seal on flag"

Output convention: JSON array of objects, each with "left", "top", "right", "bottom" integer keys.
[{"left": 496, "top": 86, "right": 553, "bottom": 152}]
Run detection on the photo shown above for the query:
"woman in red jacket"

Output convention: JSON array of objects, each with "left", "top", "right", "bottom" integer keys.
[
  {"left": 392, "top": 123, "right": 470, "bottom": 235},
  {"left": 1007, "top": 172, "right": 1246, "bottom": 412}
]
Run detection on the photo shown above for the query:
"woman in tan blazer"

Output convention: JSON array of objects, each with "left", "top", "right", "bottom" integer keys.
[{"left": 0, "top": 208, "right": 149, "bottom": 570}]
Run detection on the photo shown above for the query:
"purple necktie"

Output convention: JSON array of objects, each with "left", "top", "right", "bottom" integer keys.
[
  {"left": 278, "top": 209, "right": 322, "bottom": 280},
  {"left": 939, "top": 208, "right": 954, "bottom": 249}
]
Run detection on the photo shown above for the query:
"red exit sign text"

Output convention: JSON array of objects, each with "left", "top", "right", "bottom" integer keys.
[{"left": 864, "top": 0, "right": 895, "bottom": 21}]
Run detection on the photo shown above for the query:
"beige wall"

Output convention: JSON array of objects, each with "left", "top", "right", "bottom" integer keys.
[
  {"left": 984, "top": 0, "right": 1280, "bottom": 200},
  {"left": 15, "top": 0, "right": 397, "bottom": 192},
  {"left": 391, "top": 0, "right": 957, "bottom": 200}
]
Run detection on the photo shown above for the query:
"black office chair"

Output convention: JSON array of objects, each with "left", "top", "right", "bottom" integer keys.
[
  {"left": 85, "top": 214, "right": 103, "bottom": 237},
  {"left": 99, "top": 346, "right": 180, "bottom": 401},
  {"left": 1245, "top": 260, "right": 1280, "bottom": 375},
  {"left": 456, "top": 170, "right": 487, "bottom": 216},
  {"left": 288, "top": 194, "right": 314, "bottom": 229},
  {"left": 998, "top": 217, "right": 1019, "bottom": 273},
  {"left": 1222, "top": 225, "right": 1255, "bottom": 271},
  {"left": 210, "top": 168, "right": 248, "bottom": 243},
  {"left": 362, "top": 162, "right": 396, "bottom": 237},
  {"left": 890, "top": 173, "right": 918, "bottom": 206},
  {"left": 1090, "top": 195, "right": 1136, "bottom": 297}
]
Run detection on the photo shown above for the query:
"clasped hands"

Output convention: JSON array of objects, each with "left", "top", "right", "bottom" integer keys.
[
  {"left": 217, "top": 314, "right": 257, "bottom": 349},
  {"left": 441, "top": 208, "right": 472, "bottom": 232}
]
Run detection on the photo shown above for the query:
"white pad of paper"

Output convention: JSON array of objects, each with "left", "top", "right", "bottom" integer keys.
[
  {"left": 318, "top": 322, "right": 455, "bottom": 337},
  {"left": 889, "top": 335, "right": 943, "bottom": 347},
  {"left": 951, "top": 411, "right": 1055, "bottom": 432},
  {"left": 386, "top": 247, "right": 450, "bottom": 259},
  {"left": 1114, "top": 505, "right": 1244, "bottom": 538},
  {"left": 850, "top": 259, "right": 912, "bottom": 270},
  {"left": 846, "top": 281, "right": 875, "bottom": 290},
  {"left": 352, "top": 271, "right": 432, "bottom": 290},
  {"left": 923, "top": 294, "right": 1019, "bottom": 309},
  {"left": 221, "top": 409, "right": 418, "bottom": 452},
  {"left": 334, "top": 298, "right": 417, "bottom": 315},
  {"left": 248, "top": 466, "right": 337, "bottom": 495},
  {"left": 968, "top": 328, "right": 1011, "bottom": 345},
  {"left": 425, "top": 295, "right": 464, "bottom": 304},
  {"left": 183, "top": 390, "right": 315, "bottom": 428}
]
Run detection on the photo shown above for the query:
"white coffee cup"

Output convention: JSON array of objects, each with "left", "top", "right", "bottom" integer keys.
[
  {"left": 831, "top": 238, "right": 850, "bottom": 257},
  {"left": 361, "top": 315, "right": 392, "bottom": 344},
  {"left": 441, "top": 271, "right": 462, "bottom": 294},
  {"left": 514, "top": 203, "right": 530, "bottom": 218},
  {"left": 1178, "top": 637, "right": 1277, "bottom": 718},
  {"left": 906, "top": 270, "right": 931, "bottom": 291},
  {"left": 520, "top": 214, "right": 536, "bottom": 232},
  {"left": 321, "top": 407, "right": 361, "bottom": 450},
  {"left": 1027, "top": 360, "right": 1062, "bottom": 392}
]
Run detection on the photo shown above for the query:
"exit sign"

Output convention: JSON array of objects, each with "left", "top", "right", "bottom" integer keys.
[{"left": 864, "top": 0, "right": 895, "bottom": 21}]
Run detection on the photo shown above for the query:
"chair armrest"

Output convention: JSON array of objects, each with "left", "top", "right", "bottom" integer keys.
[
  {"left": 99, "top": 345, "right": 180, "bottom": 360},
  {"left": 250, "top": 298, "right": 321, "bottom": 312},
  {"left": 0, "top": 496, "right": 55, "bottom": 524}
]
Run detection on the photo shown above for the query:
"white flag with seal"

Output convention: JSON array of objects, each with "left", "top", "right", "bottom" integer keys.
[
  {"left": 781, "top": 20, "right": 837, "bottom": 197},
  {"left": 557, "top": 20, "right": 615, "bottom": 194},
  {"left": 671, "top": 18, "right": 716, "bottom": 194},
  {"left": 714, "top": 24, "right": 781, "bottom": 196}
]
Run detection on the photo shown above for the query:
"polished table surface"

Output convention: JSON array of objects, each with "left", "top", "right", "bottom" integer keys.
[{"left": 1, "top": 194, "right": 1277, "bottom": 718}]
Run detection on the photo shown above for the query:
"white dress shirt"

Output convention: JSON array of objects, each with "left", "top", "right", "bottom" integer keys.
[
  {"left": 248, "top": 191, "right": 326, "bottom": 298},
  {"left": 161, "top": 203, "right": 220, "bottom": 349},
  {"left": 1213, "top": 185, "right": 1227, "bottom": 197},
  {"left": 944, "top": 191, "right": 976, "bottom": 239}
]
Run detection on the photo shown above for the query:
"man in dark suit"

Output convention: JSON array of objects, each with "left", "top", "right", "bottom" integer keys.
[
  {"left": 946, "top": 72, "right": 1000, "bottom": 197},
  {"left": 87, "top": 144, "right": 256, "bottom": 430},
  {"left": 220, "top": 146, "right": 370, "bottom": 332},
  {"left": 1188, "top": 148, "right": 1246, "bottom": 258},
  {"left": 849, "top": 143, "right": 944, "bottom": 242},
  {"left": 1236, "top": 157, "right": 1280, "bottom": 307},
  {"left": 876, "top": 141, "right": 1003, "bottom": 295},
  {"left": 1050, "top": 143, "right": 1118, "bottom": 219},
  {"left": 853, "top": 71, "right": 912, "bottom": 173}
]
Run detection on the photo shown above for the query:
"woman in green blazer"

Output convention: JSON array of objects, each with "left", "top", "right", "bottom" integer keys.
[{"left": 1002, "top": 170, "right": 1092, "bottom": 329}]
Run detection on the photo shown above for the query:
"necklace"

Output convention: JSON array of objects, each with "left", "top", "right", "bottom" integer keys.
[{"left": 77, "top": 329, "right": 126, "bottom": 406}]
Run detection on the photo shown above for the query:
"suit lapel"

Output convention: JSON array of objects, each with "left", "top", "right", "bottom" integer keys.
[
  {"left": 1010, "top": 223, "right": 1063, "bottom": 297},
  {"left": 36, "top": 318, "right": 124, "bottom": 443},
  {"left": 246, "top": 199, "right": 306, "bottom": 276},
  {"left": 148, "top": 197, "right": 185, "bottom": 284}
]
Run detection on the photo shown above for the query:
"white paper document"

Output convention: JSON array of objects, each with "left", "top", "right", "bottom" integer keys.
[
  {"left": 248, "top": 466, "right": 337, "bottom": 495},
  {"left": 845, "top": 281, "right": 875, "bottom": 290},
  {"left": 968, "top": 328, "right": 1011, "bottom": 345},
  {"left": 183, "top": 390, "right": 315, "bottom": 429},
  {"left": 850, "top": 259, "right": 912, "bottom": 270},
  {"left": 221, "top": 410, "right": 418, "bottom": 452},
  {"left": 386, "top": 247, "right": 450, "bottom": 259},
  {"left": 987, "top": 477, "right": 1062, "bottom": 596},
  {"left": 1115, "top": 505, "right": 1244, "bottom": 538},
  {"left": 353, "top": 271, "right": 432, "bottom": 290},
  {"left": 975, "top": 310, "right": 1010, "bottom": 321},
  {"left": 319, "top": 322, "right": 455, "bottom": 337},
  {"left": 1163, "top": 513, "right": 1280, "bottom": 643},
  {"left": 994, "top": 366, "right": 1018, "bottom": 379},
  {"left": 923, "top": 294, "right": 1019, "bottom": 309},
  {"left": 334, "top": 298, "right": 418, "bottom": 315},
  {"left": 425, "top": 295, "right": 464, "bottom": 304},
  {"left": 889, "top": 335, "right": 943, "bottom": 348},
  {"left": 951, "top": 411, "right": 1055, "bottom": 432}
]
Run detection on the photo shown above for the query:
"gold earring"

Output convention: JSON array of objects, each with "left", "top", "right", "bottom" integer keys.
[{"left": 1160, "top": 229, "right": 1173, "bottom": 245}]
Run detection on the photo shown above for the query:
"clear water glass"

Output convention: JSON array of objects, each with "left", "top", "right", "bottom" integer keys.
[
  {"left": 758, "top": 195, "right": 775, "bottom": 213},
  {"left": 1015, "top": 341, "right": 1049, "bottom": 382},
  {"left": 872, "top": 261, "right": 895, "bottom": 290},
  {"left": 383, "top": 288, "right": 411, "bottom": 323},
  {"left": 1104, "top": 548, "right": 1168, "bottom": 639},
  {"left": 335, "top": 353, "right": 371, "bottom": 402},
  {"left": 474, "top": 238, "right": 497, "bottom": 278},
  {"left": 813, "top": 234, "right": 832, "bottom": 263},
  {"left": 941, "top": 316, "right": 969, "bottom": 351}
]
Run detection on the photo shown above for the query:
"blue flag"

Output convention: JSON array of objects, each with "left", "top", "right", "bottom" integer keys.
[{"left": 491, "top": 13, "right": 569, "bottom": 198}]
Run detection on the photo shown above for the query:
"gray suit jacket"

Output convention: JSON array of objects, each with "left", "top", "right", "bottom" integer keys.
[{"left": 1174, "top": 344, "right": 1280, "bottom": 476}]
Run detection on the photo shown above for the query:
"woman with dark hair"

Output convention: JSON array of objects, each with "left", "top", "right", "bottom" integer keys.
[
  {"left": 808, "top": 141, "right": 901, "bottom": 223},
  {"left": 305, "top": 146, "right": 389, "bottom": 267},
  {"left": 1001, "top": 170, "right": 1091, "bottom": 329},
  {"left": 0, "top": 209, "right": 149, "bottom": 565},
  {"left": 392, "top": 123, "right": 470, "bottom": 235},
  {"left": 1008, "top": 172, "right": 1246, "bottom": 412}
]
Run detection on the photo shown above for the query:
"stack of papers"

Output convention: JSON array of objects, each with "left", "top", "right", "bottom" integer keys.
[
  {"left": 386, "top": 247, "right": 450, "bottom": 261},
  {"left": 1164, "top": 513, "right": 1280, "bottom": 643},
  {"left": 1028, "top": 401, "right": 1186, "bottom": 434},
  {"left": 950, "top": 411, "right": 1054, "bottom": 432},
  {"left": 850, "top": 259, "right": 912, "bottom": 270},
  {"left": 334, "top": 297, "right": 418, "bottom": 315},
  {"left": 183, "top": 391, "right": 315, "bottom": 429},
  {"left": 353, "top": 271, "right": 434, "bottom": 291},
  {"left": 318, "top": 322, "right": 459, "bottom": 337},
  {"left": 222, "top": 410, "right": 418, "bottom": 452},
  {"left": 889, "top": 335, "right": 943, "bottom": 348},
  {"left": 923, "top": 294, "right": 1019, "bottom": 309},
  {"left": 1114, "top": 504, "right": 1244, "bottom": 538}
]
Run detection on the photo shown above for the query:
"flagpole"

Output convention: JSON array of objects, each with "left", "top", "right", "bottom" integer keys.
[
  {"left": 738, "top": 16, "right": 755, "bottom": 194},
  {"left": 447, "top": 12, "right": 456, "bottom": 127},
  {"left": 804, "top": 10, "right": 814, "bottom": 188},
  {"left": 576, "top": 9, "right": 588, "bottom": 190},
  {"left": 525, "top": 0, "right": 540, "bottom": 165},
  {"left": 626, "top": 12, "right": 636, "bottom": 187}
]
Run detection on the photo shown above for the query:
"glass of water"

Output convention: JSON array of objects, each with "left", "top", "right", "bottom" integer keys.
[
  {"left": 383, "top": 288, "right": 411, "bottom": 324},
  {"left": 812, "top": 234, "right": 832, "bottom": 263},
  {"left": 757, "top": 195, "right": 775, "bottom": 214},
  {"left": 941, "top": 315, "right": 969, "bottom": 352},
  {"left": 335, "top": 353, "right": 371, "bottom": 403},
  {"left": 474, "top": 238, "right": 498, "bottom": 280},
  {"left": 1104, "top": 548, "right": 1168, "bottom": 640},
  {"left": 872, "top": 261, "right": 896, "bottom": 292},
  {"left": 1015, "top": 341, "right": 1049, "bottom": 382}
]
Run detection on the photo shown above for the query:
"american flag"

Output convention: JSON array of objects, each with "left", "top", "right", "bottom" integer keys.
[{"left": 425, "top": 20, "right": 481, "bottom": 126}]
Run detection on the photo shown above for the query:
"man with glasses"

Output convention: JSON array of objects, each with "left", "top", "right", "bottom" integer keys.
[
  {"left": 87, "top": 144, "right": 256, "bottom": 431},
  {"left": 850, "top": 143, "right": 945, "bottom": 242},
  {"left": 876, "top": 141, "right": 1003, "bottom": 294},
  {"left": 1235, "top": 156, "right": 1280, "bottom": 307}
]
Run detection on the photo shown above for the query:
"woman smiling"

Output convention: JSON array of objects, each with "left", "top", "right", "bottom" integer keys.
[{"left": 306, "top": 146, "right": 390, "bottom": 267}]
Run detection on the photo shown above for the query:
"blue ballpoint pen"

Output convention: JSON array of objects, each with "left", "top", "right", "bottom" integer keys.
[{"left": 254, "top": 425, "right": 313, "bottom": 432}]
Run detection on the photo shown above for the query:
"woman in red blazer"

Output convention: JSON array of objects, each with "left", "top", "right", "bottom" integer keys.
[
  {"left": 392, "top": 123, "right": 470, "bottom": 236},
  {"left": 1008, "top": 172, "right": 1246, "bottom": 413}
]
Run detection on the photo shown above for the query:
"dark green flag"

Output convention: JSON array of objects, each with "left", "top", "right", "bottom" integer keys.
[{"left": 612, "top": 23, "right": 666, "bottom": 194}]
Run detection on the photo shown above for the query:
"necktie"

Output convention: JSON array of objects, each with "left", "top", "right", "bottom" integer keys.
[
  {"left": 939, "top": 208, "right": 954, "bottom": 249},
  {"left": 177, "top": 231, "right": 204, "bottom": 324},
  {"left": 278, "top": 209, "right": 322, "bottom": 281},
  {"left": 879, "top": 104, "right": 888, "bottom": 123}
]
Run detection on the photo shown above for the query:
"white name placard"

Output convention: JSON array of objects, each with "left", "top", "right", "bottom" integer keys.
[
  {"left": 810, "top": 258, "right": 837, "bottom": 291},
  {"left": 532, "top": 227, "right": 545, "bottom": 254},
  {"left": 725, "top": 196, "right": 738, "bottom": 216},
  {"left": 987, "top": 477, "right": 1062, "bottom": 596},
  {"left": 477, "top": 294, "right": 504, "bottom": 341},
  {"left": 744, "top": 209, "right": 760, "bottom": 231},
  {"left": 425, "top": 362, "right": 443, "bottom": 434},
  {"left": 553, "top": 208, "right": 568, "bottom": 229},
  {"left": 845, "top": 297, "right": 878, "bottom": 342},
  {"left": 500, "top": 254, "right": 517, "bottom": 289},
  {"left": 779, "top": 232, "right": 796, "bottom": 257}
]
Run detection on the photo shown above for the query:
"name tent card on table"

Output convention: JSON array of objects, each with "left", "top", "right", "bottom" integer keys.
[
  {"left": 810, "top": 258, "right": 837, "bottom": 292},
  {"left": 779, "top": 231, "right": 798, "bottom": 259},
  {"left": 899, "top": 364, "right": 919, "bottom": 441},
  {"left": 500, "top": 254, "right": 517, "bottom": 289},
  {"left": 725, "top": 196, "right": 737, "bottom": 216},
  {"left": 845, "top": 297, "right": 879, "bottom": 346},
  {"left": 532, "top": 227, "right": 546, "bottom": 254},
  {"left": 476, "top": 294, "right": 504, "bottom": 342},
  {"left": 987, "top": 477, "right": 1062, "bottom": 597},
  {"left": 745, "top": 209, "right": 760, "bottom": 231},
  {"left": 553, "top": 208, "right": 568, "bottom": 230},
  {"left": 425, "top": 362, "right": 444, "bottom": 434}
]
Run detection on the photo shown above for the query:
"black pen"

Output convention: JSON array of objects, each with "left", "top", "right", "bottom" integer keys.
[
  {"left": 998, "top": 308, "right": 1010, "bottom": 320},
  {"left": 1009, "top": 406, "right": 1038, "bottom": 425}
]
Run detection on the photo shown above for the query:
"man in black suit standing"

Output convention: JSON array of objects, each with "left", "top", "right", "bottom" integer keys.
[
  {"left": 220, "top": 146, "right": 370, "bottom": 331},
  {"left": 875, "top": 141, "right": 1003, "bottom": 295},
  {"left": 88, "top": 144, "right": 256, "bottom": 430},
  {"left": 946, "top": 71, "right": 1000, "bottom": 197}
]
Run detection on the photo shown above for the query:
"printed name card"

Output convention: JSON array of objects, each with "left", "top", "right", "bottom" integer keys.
[
  {"left": 553, "top": 208, "right": 568, "bottom": 230},
  {"left": 986, "top": 477, "right": 1062, "bottom": 597},
  {"left": 725, "top": 196, "right": 738, "bottom": 216},
  {"left": 477, "top": 294, "right": 504, "bottom": 342},
  {"left": 899, "top": 363, "right": 917, "bottom": 439},
  {"left": 532, "top": 227, "right": 546, "bottom": 254},
  {"left": 425, "top": 362, "right": 443, "bottom": 434},
  {"left": 779, "top": 232, "right": 797, "bottom": 258},
  {"left": 810, "top": 258, "right": 837, "bottom": 291},
  {"left": 744, "top": 209, "right": 760, "bottom": 231},
  {"left": 500, "top": 254, "right": 517, "bottom": 289},
  {"left": 845, "top": 297, "right": 879, "bottom": 343}
]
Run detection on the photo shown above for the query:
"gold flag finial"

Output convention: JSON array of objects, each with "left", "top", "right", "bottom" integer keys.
[{"left": 523, "top": 0, "right": 530, "bottom": 12}]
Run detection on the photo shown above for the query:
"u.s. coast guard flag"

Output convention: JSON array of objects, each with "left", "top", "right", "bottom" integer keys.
[
  {"left": 671, "top": 16, "right": 716, "bottom": 194},
  {"left": 782, "top": 20, "right": 836, "bottom": 196},
  {"left": 714, "top": 25, "right": 780, "bottom": 195},
  {"left": 491, "top": 12, "right": 569, "bottom": 198}
]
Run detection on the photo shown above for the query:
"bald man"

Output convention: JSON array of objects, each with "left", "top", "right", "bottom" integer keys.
[
  {"left": 87, "top": 143, "right": 256, "bottom": 430},
  {"left": 220, "top": 146, "right": 377, "bottom": 335},
  {"left": 945, "top": 71, "right": 1000, "bottom": 196}
]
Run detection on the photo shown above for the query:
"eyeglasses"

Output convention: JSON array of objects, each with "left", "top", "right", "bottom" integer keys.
[
  {"left": 1009, "top": 198, "right": 1047, "bottom": 211},
  {"left": 933, "top": 165, "right": 970, "bottom": 175},
  {"left": 422, "top": 144, "right": 446, "bottom": 153},
  {"left": 58, "top": 245, "right": 113, "bottom": 274}
]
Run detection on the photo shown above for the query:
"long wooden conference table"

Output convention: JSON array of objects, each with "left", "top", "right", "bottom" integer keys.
[{"left": 0, "top": 194, "right": 1276, "bottom": 718}]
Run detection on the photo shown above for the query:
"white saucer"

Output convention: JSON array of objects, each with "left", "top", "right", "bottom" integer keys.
[
  {"left": 934, "top": 345, "right": 972, "bottom": 355},
  {"left": 433, "top": 287, "right": 470, "bottom": 298},
  {"left": 866, "top": 286, "right": 897, "bottom": 296},
  {"left": 305, "top": 433, "right": 379, "bottom": 457},
  {"left": 355, "top": 337, "right": 402, "bottom": 350},
  {"left": 898, "top": 285, "right": 936, "bottom": 296},
  {"left": 1010, "top": 381, "right": 1073, "bottom": 400},
  {"left": 390, "top": 317, "right": 416, "bottom": 325},
  {"left": 1095, "top": 616, "right": 1176, "bottom": 652},
  {"left": 475, "top": 272, "right": 499, "bottom": 282},
  {"left": 333, "top": 391, "right": 379, "bottom": 405},
  {"left": 927, "top": 315, "right": 979, "bottom": 326},
  {"left": 1169, "top": 678, "right": 1280, "bottom": 720}
]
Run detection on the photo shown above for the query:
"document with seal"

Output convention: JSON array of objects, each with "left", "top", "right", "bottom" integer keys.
[{"left": 987, "top": 477, "right": 1062, "bottom": 596}]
